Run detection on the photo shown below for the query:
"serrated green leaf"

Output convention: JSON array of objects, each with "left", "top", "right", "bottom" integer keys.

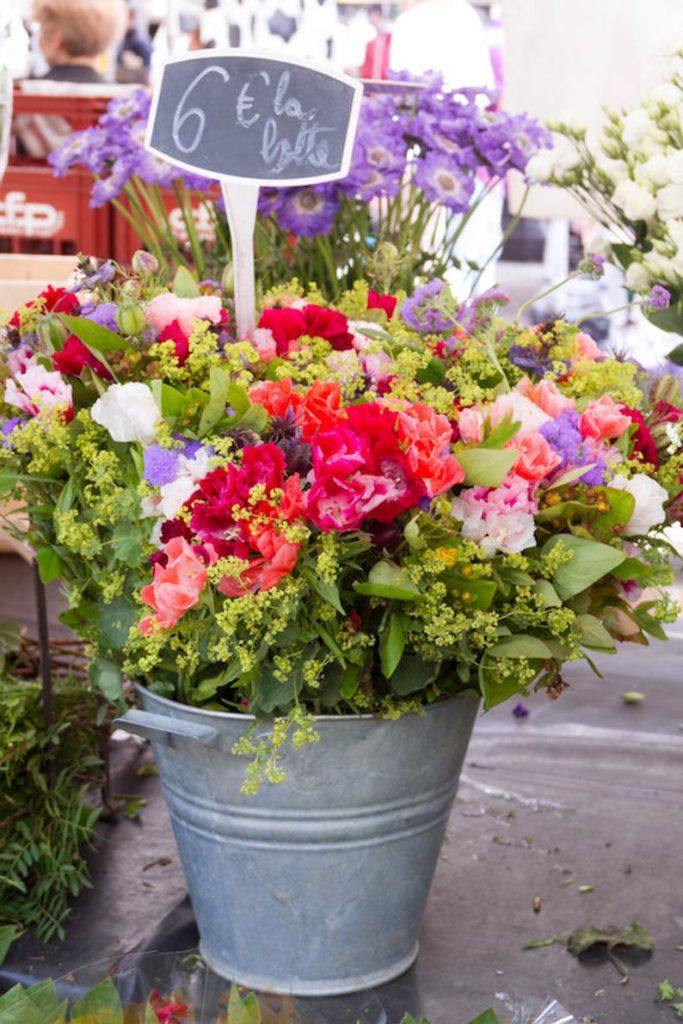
[
  {"left": 98, "top": 596, "right": 139, "bottom": 650},
  {"left": 566, "top": 919, "right": 654, "bottom": 958},
  {"left": 455, "top": 447, "right": 518, "bottom": 487},
  {"left": 110, "top": 523, "right": 142, "bottom": 567}
]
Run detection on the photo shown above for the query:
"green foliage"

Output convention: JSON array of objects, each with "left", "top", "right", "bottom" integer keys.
[{"left": 0, "top": 673, "right": 104, "bottom": 942}]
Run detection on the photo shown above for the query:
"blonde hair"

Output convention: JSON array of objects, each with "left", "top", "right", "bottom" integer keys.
[{"left": 33, "top": 0, "right": 128, "bottom": 58}]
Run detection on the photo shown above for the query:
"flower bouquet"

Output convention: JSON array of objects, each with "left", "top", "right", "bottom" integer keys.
[
  {"left": 2, "top": 260, "right": 681, "bottom": 990},
  {"left": 526, "top": 51, "right": 683, "bottom": 338},
  {"left": 50, "top": 79, "right": 549, "bottom": 298}
]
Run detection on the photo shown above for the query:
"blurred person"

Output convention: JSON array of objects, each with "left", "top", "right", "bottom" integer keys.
[
  {"left": 32, "top": 0, "right": 128, "bottom": 84},
  {"left": 390, "top": 0, "right": 494, "bottom": 90},
  {"left": 117, "top": 4, "right": 152, "bottom": 84},
  {"left": 200, "top": 0, "right": 229, "bottom": 49},
  {"left": 359, "top": 5, "right": 392, "bottom": 80}
]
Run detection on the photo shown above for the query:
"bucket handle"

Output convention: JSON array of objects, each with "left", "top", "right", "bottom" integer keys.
[{"left": 113, "top": 708, "right": 219, "bottom": 749}]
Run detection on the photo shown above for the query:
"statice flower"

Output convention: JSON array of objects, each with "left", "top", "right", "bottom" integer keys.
[
  {"left": 402, "top": 281, "right": 458, "bottom": 333},
  {"left": 539, "top": 409, "right": 607, "bottom": 485},
  {"left": 1, "top": 418, "right": 23, "bottom": 449},
  {"left": 79, "top": 302, "right": 119, "bottom": 333}
]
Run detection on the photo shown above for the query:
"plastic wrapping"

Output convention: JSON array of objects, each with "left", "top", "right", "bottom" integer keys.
[{"left": 507, "top": 995, "right": 583, "bottom": 1024}]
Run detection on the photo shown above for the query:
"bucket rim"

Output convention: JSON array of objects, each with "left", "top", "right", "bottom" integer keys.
[{"left": 135, "top": 681, "right": 480, "bottom": 724}]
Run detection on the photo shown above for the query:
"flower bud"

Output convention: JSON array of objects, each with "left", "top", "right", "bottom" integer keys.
[
  {"left": 116, "top": 304, "right": 146, "bottom": 336},
  {"left": 120, "top": 279, "right": 141, "bottom": 300},
  {"left": 36, "top": 313, "right": 69, "bottom": 349},
  {"left": 131, "top": 250, "right": 160, "bottom": 276}
]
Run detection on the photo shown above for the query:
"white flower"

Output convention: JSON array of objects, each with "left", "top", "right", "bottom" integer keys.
[
  {"left": 621, "top": 107, "right": 667, "bottom": 154},
  {"left": 625, "top": 261, "right": 652, "bottom": 292},
  {"left": 597, "top": 157, "right": 629, "bottom": 185},
  {"left": 158, "top": 449, "right": 213, "bottom": 519},
  {"left": 657, "top": 181, "right": 683, "bottom": 220},
  {"left": 479, "top": 512, "right": 537, "bottom": 556},
  {"left": 665, "top": 151, "right": 683, "bottom": 184},
  {"left": 665, "top": 422, "right": 683, "bottom": 455},
  {"left": 490, "top": 391, "right": 550, "bottom": 432},
  {"left": 525, "top": 140, "right": 581, "bottom": 184},
  {"left": 666, "top": 219, "right": 683, "bottom": 250},
  {"left": 609, "top": 473, "right": 668, "bottom": 536},
  {"left": 525, "top": 149, "right": 556, "bottom": 183},
  {"left": 91, "top": 382, "right": 161, "bottom": 445},
  {"left": 612, "top": 180, "right": 657, "bottom": 221},
  {"left": 637, "top": 153, "right": 670, "bottom": 188},
  {"left": 643, "top": 82, "right": 682, "bottom": 111}
]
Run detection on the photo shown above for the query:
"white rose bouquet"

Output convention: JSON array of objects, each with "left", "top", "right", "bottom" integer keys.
[{"left": 525, "top": 51, "right": 683, "bottom": 345}]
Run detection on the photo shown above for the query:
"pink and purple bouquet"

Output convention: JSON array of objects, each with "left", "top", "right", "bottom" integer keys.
[{"left": 2, "top": 259, "right": 681, "bottom": 784}]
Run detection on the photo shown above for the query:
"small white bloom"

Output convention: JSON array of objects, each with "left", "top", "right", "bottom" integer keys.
[
  {"left": 665, "top": 422, "right": 683, "bottom": 455},
  {"left": 158, "top": 449, "right": 214, "bottom": 520},
  {"left": 666, "top": 219, "right": 683, "bottom": 250},
  {"left": 624, "top": 261, "right": 652, "bottom": 293},
  {"left": 637, "top": 153, "right": 670, "bottom": 188},
  {"left": 91, "top": 382, "right": 161, "bottom": 445},
  {"left": 643, "top": 82, "right": 682, "bottom": 111},
  {"left": 609, "top": 473, "right": 668, "bottom": 536},
  {"left": 612, "top": 179, "right": 657, "bottom": 222},
  {"left": 525, "top": 149, "right": 556, "bottom": 183},
  {"left": 621, "top": 108, "right": 655, "bottom": 149},
  {"left": 597, "top": 157, "right": 629, "bottom": 185},
  {"left": 666, "top": 151, "right": 683, "bottom": 184},
  {"left": 657, "top": 181, "right": 683, "bottom": 221}
]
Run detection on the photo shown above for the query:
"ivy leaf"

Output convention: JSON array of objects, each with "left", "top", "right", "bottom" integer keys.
[
  {"left": 543, "top": 535, "right": 626, "bottom": 600},
  {"left": 455, "top": 448, "right": 518, "bottom": 487},
  {"left": 381, "top": 611, "right": 406, "bottom": 678}
]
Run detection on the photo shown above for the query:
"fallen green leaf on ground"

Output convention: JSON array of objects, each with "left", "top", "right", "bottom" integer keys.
[
  {"left": 620, "top": 691, "right": 645, "bottom": 704},
  {"left": 523, "top": 936, "right": 562, "bottom": 950},
  {"left": 567, "top": 919, "right": 654, "bottom": 982}
]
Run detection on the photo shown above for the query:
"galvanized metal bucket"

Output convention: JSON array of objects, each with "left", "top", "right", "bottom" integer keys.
[{"left": 114, "top": 685, "right": 479, "bottom": 996}]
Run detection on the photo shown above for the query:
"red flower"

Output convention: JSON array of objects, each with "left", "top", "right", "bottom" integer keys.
[
  {"left": 10, "top": 285, "right": 79, "bottom": 327},
  {"left": 302, "top": 304, "right": 354, "bottom": 351},
  {"left": 367, "top": 290, "right": 397, "bottom": 318},
  {"left": 149, "top": 987, "right": 190, "bottom": 1023},
  {"left": 159, "top": 319, "right": 190, "bottom": 365},
  {"left": 52, "top": 335, "right": 112, "bottom": 379},
  {"left": 300, "top": 380, "right": 344, "bottom": 440},
  {"left": 257, "top": 307, "right": 307, "bottom": 355},
  {"left": 652, "top": 399, "right": 683, "bottom": 426},
  {"left": 249, "top": 379, "right": 302, "bottom": 420},
  {"left": 218, "top": 526, "right": 300, "bottom": 596},
  {"left": 621, "top": 406, "right": 659, "bottom": 468}
]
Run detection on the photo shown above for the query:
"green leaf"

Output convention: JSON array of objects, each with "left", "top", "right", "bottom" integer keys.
[
  {"left": 523, "top": 936, "right": 560, "bottom": 950},
  {"left": 150, "top": 380, "right": 198, "bottom": 418},
  {"left": 667, "top": 342, "right": 683, "bottom": 366},
  {"left": 610, "top": 557, "right": 652, "bottom": 584},
  {"left": 88, "top": 657, "right": 123, "bottom": 705},
  {"left": 481, "top": 418, "right": 521, "bottom": 449},
  {"left": 390, "top": 654, "right": 441, "bottom": 696},
  {"left": 0, "top": 621, "right": 22, "bottom": 655},
  {"left": 534, "top": 579, "right": 562, "bottom": 608},
  {"left": 543, "top": 535, "right": 626, "bottom": 600},
  {"left": 172, "top": 265, "right": 200, "bottom": 298},
  {"left": 455, "top": 447, "right": 518, "bottom": 487},
  {"left": 465, "top": 1012, "right": 501, "bottom": 1024},
  {"left": 566, "top": 919, "right": 654, "bottom": 958},
  {"left": 71, "top": 979, "right": 123, "bottom": 1023},
  {"left": 574, "top": 614, "right": 617, "bottom": 652},
  {"left": 59, "top": 314, "right": 127, "bottom": 353},
  {"left": 381, "top": 611, "right": 406, "bottom": 678},
  {"left": 303, "top": 568, "right": 345, "bottom": 615},
  {"left": 199, "top": 366, "right": 232, "bottom": 437},
  {"left": 354, "top": 561, "right": 422, "bottom": 601},
  {"left": 98, "top": 597, "right": 139, "bottom": 650},
  {"left": 227, "top": 983, "right": 261, "bottom": 1024},
  {"left": 633, "top": 603, "right": 668, "bottom": 641},
  {"left": 0, "top": 926, "right": 16, "bottom": 968},
  {"left": 591, "top": 487, "right": 635, "bottom": 533},
  {"left": 226, "top": 383, "right": 251, "bottom": 415},
  {"left": 110, "top": 523, "right": 142, "bottom": 568},
  {"left": 449, "top": 577, "right": 497, "bottom": 610},
  {"left": 487, "top": 634, "right": 555, "bottom": 659},
  {"left": 35, "top": 546, "right": 62, "bottom": 584},
  {"left": 233, "top": 403, "right": 268, "bottom": 433},
  {"left": 546, "top": 463, "right": 597, "bottom": 490}
]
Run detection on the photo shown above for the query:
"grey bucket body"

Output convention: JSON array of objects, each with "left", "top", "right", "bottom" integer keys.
[{"left": 115, "top": 686, "right": 479, "bottom": 996}]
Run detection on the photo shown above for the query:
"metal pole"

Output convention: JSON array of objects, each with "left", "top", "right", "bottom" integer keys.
[{"left": 33, "top": 560, "right": 55, "bottom": 783}]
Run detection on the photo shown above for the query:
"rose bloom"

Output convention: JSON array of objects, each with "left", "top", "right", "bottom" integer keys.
[
  {"left": 145, "top": 293, "right": 224, "bottom": 336},
  {"left": 140, "top": 536, "right": 214, "bottom": 633},
  {"left": 579, "top": 396, "right": 631, "bottom": 441},
  {"left": 458, "top": 407, "right": 484, "bottom": 444},
  {"left": 511, "top": 431, "right": 563, "bottom": 481},
  {"left": 574, "top": 332, "right": 602, "bottom": 361},
  {"left": 218, "top": 527, "right": 300, "bottom": 596},
  {"left": 516, "top": 378, "right": 575, "bottom": 417},
  {"left": 609, "top": 473, "right": 669, "bottom": 536}
]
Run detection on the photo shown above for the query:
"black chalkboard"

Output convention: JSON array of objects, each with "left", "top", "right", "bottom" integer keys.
[{"left": 145, "top": 50, "right": 363, "bottom": 186}]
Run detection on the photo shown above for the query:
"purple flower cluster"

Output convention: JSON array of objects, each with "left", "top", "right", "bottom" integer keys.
[
  {"left": 49, "top": 88, "right": 213, "bottom": 207},
  {"left": 457, "top": 288, "right": 510, "bottom": 333},
  {"left": 402, "top": 280, "right": 457, "bottom": 333},
  {"left": 540, "top": 409, "right": 607, "bottom": 485},
  {"left": 648, "top": 284, "right": 671, "bottom": 311}
]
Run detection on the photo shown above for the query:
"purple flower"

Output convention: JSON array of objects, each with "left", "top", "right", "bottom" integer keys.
[
  {"left": 512, "top": 702, "right": 529, "bottom": 718},
  {"left": 79, "top": 302, "right": 119, "bottom": 333},
  {"left": 276, "top": 186, "right": 339, "bottom": 237},
  {"left": 648, "top": 285, "right": 671, "bottom": 310},
  {"left": 508, "top": 345, "right": 554, "bottom": 375},
  {"left": 540, "top": 409, "right": 607, "bottom": 485},
  {"left": 579, "top": 253, "right": 606, "bottom": 279},
  {"left": 402, "top": 280, "right": 458, "bottom": 333},
  {"left": 143, "top": 446, "right": 180, "bottom": 487},
  {"left": 457, "top": 288, "right": 510, "bottom": 333},
  {"left": 414, "top": 151, "right": 475, "bottom": 213},
  {"left": 69, "top": 258, "right": 116, "bottom": 292},
  {"left": 1, "top": 418, "right": 23, "bottom": 448}
]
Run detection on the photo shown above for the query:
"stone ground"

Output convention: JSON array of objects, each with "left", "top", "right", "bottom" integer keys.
[{"left": 2, "top": 546, "right": 682, "bottom": 1024}]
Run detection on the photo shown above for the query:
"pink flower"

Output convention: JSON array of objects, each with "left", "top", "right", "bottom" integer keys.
[
  {"left": 458, "top": 407, "right": 484, "bottom": 444},
  {"left": 396, "top": 403, "right": 464, "bottom": 496},
  {"left": 7, "top": 345, "right": 36, "bottom": 376},
  {"left": 299, "top": 381, "right": 344, "bottom": 441},
  {"left": 307, "top": 472, "right": 396, "bottom": 531},
  {"left": 516, "top": 378, "right": 575, "bottom": 417},
  {"left": 489, "top": 391, "right": 550, "bottom": 432},
  {"left": 574, "top": 331, "right": 601, "bottom": 361},
  {"left": 145, "top": 293, "right": 225, "bottom": 336},
  {"left": 361, "top": 350, "right": 394, "bottom": 388},
  {"left": 139, "top": 536, "right": 214, "bottom": 634},
  {"left": 218, "top": 527, "right": 300, "bottom": 596},
  {"left": 452, "top": 475, "right": 538, "bottom": 556},
  {"left": 311, "top": 426, "right": 368, "bottom": 479},
  {"left": 251, "top": 327, "right": 278, "bottom": 362},
  {"left": 579, "top": 395, "right": 631, "bottom": 441},
  {"left": 511, "top": 431, "right": 563, "bottom": 482},
  {"left": 5, "top": 365, "right": 72, "bottom": 418},
  {"left": 249, "top": 379, "right": 302, "bottom": 420}
]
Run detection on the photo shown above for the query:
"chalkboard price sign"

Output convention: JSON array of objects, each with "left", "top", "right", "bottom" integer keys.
[
  {"left": 146, "top": 51, "right": 362, "bottom": 187},
  {"left": 146, "top": 50, "right": 362, "bottom": 339}
]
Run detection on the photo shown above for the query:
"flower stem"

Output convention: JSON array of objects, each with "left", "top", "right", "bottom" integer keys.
[{"left": 513, "top": 270, "right": 583, "bottom": 326}]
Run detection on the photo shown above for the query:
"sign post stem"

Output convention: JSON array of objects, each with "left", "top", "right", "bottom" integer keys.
[{"left": 221, "top": 179, "right": 259, "bottom": 340}]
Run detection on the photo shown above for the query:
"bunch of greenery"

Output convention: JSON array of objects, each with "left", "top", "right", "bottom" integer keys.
[{"left": 0, "top": 627, "right": 104, "bottom": 941}]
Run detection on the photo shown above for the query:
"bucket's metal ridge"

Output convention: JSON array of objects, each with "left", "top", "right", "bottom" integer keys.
[{"left": 114, "top": 686, "right": 479, "bottom": 996}]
